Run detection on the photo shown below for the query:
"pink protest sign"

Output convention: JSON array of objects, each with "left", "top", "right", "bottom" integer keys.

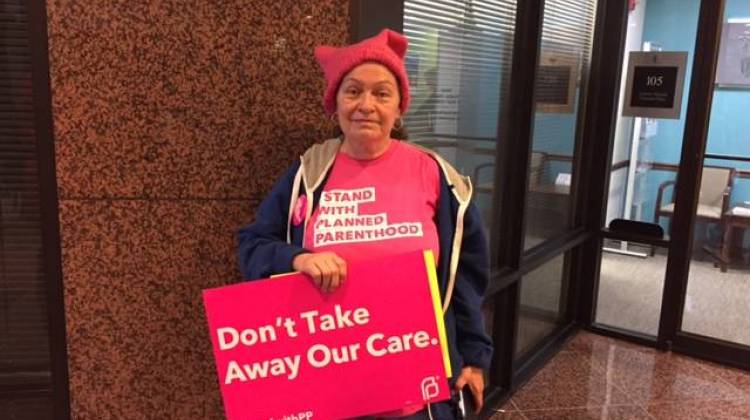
[{"left": 203, "top": 250, "right": 452, "bottom": 420}]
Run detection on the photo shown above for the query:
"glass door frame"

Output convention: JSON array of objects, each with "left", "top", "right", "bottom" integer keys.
[{"left": 578, "top": 0, "right": 750, "bottom": 372}]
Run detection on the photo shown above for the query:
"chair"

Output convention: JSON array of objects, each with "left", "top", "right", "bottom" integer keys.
[
  {"left": 528, "top": 151, "right": 548, "bottom": 188},
  {"left": 473, "top": 151, "right": 548, "bottom": 195},
  {"left": 473, "top": 152, "right": 552, "bottom": 232},
  {"left": 653, "top": 166, "right": 736, "bottom": 258}
]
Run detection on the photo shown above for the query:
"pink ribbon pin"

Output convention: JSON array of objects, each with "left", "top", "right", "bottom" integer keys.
[{"left": 292, "top": 194, "right": 307, "bottom": 226}]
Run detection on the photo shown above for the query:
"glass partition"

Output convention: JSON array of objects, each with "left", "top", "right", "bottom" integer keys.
[
  {"left": 523, "top": 0, "right": 597, "bottom": 250},
  {"left": 515, "top": 253, "right": 567, "bottom": 360}
]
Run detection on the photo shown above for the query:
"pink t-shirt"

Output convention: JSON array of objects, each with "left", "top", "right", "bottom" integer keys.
[
  {"left": 304, "top": 140, "right": 440, "bottom": 417},
  {"left": 305, "top": 140, "right": 440, "bottom": 265}
]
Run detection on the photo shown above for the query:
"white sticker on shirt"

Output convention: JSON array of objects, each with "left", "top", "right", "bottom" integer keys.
[{"left": 313, "top": 187, "right": 423, "bottom": 247}]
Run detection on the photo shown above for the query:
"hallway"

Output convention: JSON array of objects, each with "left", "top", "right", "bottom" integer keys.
[{"left": 491, "top": 332, "right": 750, "bottom": 419}]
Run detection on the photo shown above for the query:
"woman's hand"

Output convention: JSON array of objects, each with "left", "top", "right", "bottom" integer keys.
[
  {"left": 454, "top": 366, "right": 484, "bottom": 414},
  {"left": 292, "top": 252, "right": 347, "bottom": 293}
]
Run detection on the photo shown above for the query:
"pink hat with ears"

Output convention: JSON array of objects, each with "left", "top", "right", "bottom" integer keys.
[{"left": 314, "top": 29, "right": 411, "bottom": 117}]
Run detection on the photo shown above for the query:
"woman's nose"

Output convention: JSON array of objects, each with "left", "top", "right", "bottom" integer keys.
[{"left": 357, "top": 92, "right": 375, "bottom": 112}]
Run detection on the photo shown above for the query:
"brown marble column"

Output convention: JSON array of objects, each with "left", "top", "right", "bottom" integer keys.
[{"left": 46, "top": 1, "right": 349, "bottom": 417}]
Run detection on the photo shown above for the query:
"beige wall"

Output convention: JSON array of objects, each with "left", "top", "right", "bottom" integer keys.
[{"left": 46, "top": 1, "right": 349, "bottom": 417}]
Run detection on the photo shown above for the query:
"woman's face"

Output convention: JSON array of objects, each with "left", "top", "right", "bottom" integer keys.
[{"left": 335, "top": 63, "right": 401, "bottom": 144}]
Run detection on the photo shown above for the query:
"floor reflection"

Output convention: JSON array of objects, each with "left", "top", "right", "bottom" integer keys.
[{"left": 491, "top": 331, "right": 750, "bottom": 419}]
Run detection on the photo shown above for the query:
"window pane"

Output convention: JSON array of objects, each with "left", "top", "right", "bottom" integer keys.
[
  {"left": 515, "top": 253, "right": 567, "bottom": 360},
  {"left": 404, "top": 0, "right": 518, "bottom": 233},
  {"left": 523, "top": 0, "right": 597, "bottom": 251}
]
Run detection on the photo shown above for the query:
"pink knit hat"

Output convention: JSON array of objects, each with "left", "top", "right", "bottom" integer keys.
[{"left": 315, "top": 29, "right": 411, "bottom": 117}]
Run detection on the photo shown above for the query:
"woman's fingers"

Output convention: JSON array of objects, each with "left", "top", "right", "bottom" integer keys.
[
  {"left": 329, "top": 255, "right": 346, "bottom": 292},
  {"left": 471, "top": 381, "right": 484, "bottom": 413},
  {"left": 306, "top": 260, "right": 323, "bottom": 289},
  {"left": 455, "top": 366, "right": 485, "bottom": 413},
  {"left": 454, "top": 376, "right": 467, "bottom": 392},
  {"left": 313, "top": 258, "right": 332, "bottom": 292},
  {"left": 322, "top": 253, "right": 346, "bottom": 292},
  {"left": 334, "top": 255, "right": 347, "bottom": 283},
  {"left": 296, "top": 252, "right": 346, "bottom": 293},
  {"left": 327, "top": 262, "right": 341, "bottom": 293}
]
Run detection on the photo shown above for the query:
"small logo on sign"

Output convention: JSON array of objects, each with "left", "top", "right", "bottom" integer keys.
[
  {"left": 420, "top": 376, "right": 440, "bottom": 401},
  {"left": 269, "top": 411, "right": 312, "bottom": 420}
]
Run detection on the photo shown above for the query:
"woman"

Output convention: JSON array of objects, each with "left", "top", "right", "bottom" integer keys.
[{"left": 238, "top": 29, "right": 492, "bottom": 420}]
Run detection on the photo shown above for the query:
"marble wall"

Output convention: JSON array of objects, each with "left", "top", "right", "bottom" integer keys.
[{"left": 46, "top": 1, "right": 349, "bottom": 417}]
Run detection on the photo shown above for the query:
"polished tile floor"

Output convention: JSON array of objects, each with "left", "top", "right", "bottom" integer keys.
[{"left": 490, "top": 331, "right": 750, "bottom": 419}]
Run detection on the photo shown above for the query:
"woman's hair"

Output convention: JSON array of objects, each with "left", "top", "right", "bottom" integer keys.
[{"left": 391, "top": 124, "right": 409, "bottom": 140}]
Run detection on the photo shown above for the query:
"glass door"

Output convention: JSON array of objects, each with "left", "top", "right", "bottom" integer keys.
[
  {"left": 680, "top": 1, "right": 750, "bottom": 353},
  {"left": 594, "top": 0, "right": 701, "bottom": 339}
]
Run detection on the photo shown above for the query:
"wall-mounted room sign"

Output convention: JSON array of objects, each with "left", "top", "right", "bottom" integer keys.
[
  {"left": 203, "top": 250, "right": 451, "bottom": 420},
  {"left": 536, "top": 53, "right": 580, "bottom": 114},
  {"left": 622, "top": 51, "right": 688, "bottom": 119}
]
